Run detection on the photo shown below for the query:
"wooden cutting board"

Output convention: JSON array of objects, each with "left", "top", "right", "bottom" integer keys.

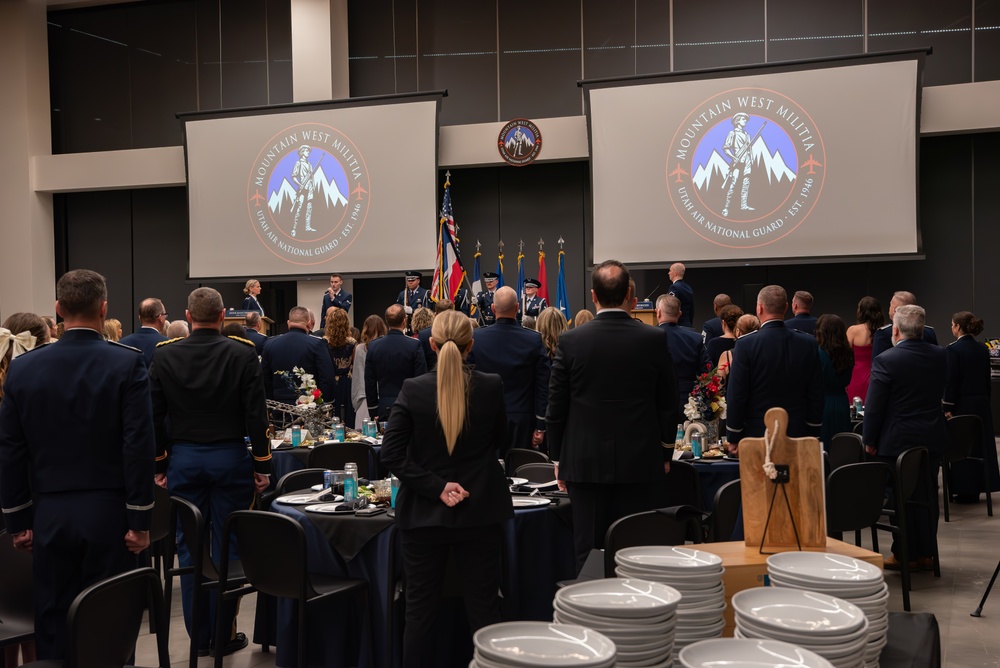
[{"left": 739, "top": 407, "right": 826, "bottom": 549}]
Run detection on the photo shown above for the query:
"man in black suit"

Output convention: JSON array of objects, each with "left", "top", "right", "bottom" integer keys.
[
  {"left": 243, "top": 311, "right": 268, "bottom": 355},
  {"left": 417, "top": 299, "right": 454, "bottom": 370},
  {"left": 785, "top": 290, "right": 817, "bottom": 336},
  {"left": 872, "top": 291, "right": 937, "bottom": 358},
  {"left": 319, "top": 273, "right": 352, "bottom": 329},
  {"left": 667, "top": 262, "right": 695, "bottom": 328},
  {"left": 547, "top": 260, "right": 678, "bottom": 569},
  {"left": 701, "top": 293, "right": 732, "bottom": 346},
  {"left": 119, "top": 297, "right": 168, "bottom": 366},
  {"left": 260, "top": 306, "right": 335, "bottom": 405},
  {"left": 656, "top": 294, "right": 711, "bottom": 417},
  {"left": 725, "top": 285, "right": 823, "bottom": 447},
  {"left": 0, "top": 269, "right": 154, "bottom": 660},
  {"left": 365, "top": 303, "right": 427, "bottom": 422},
  {"left": 862, "top": 304, "right": 948, "bottom": 570},
  {"left": 468, "top": 286, "right": 551, "bottom": 453}
]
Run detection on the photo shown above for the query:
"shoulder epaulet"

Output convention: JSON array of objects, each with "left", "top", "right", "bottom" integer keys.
[
  {"left": 111, "top": 341, "right": 142, "bottom": 353},
  {"left": 156, "top": 337, "right": 184, "bottom": 348},
  {"left": 227, "top": 335, "right": 256, "bottom": 347},
  {"left": 741, "top": 329, "right": 761, "bottom": 338},
  {"left": 878, "top": 323, "right": 892, "bottom": 331},
  {"left": 947, "top": 339, "right": 959, "bottom": 347}
]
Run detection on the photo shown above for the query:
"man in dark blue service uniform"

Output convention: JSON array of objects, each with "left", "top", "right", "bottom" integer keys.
[
  {"left": 521, "top": 278, "right": 547, "bottom": 318},
  {"left": 119, "top": 296, "right": 169, "bottom": 366},
  {"left": 468, "top": 286, "right": 551, "bottom": 452},
  {"left": 725, "top": 285, "right": 823, "bottom": 448},
  {"left": 872, "top": 291, "right": 937, "bottom": 358},
  {"left": 396, "top": 270, "right": 430, "bottom": 315},
  {"left": 243, "top": 311, "right": 268, "bottom": 355},
  {"left": 656, "top": 294, "right": 710, "bottom": 417},
  {"left": 149, "top": 287, "right": 272, "bottom": 658},
  {"left": 366, "top": 303, "right": 427, "bottom": 422},
  {"left": 476, "top": 272, "right": 500, "bottom": 326},
  {"left": 667, "top": 262, "right": 695, "bottom": 328},
  {"left": 320, "top": 273, "right": 352, "bottom": 329},
  {"left": 701, "top": 293, "right": 731, "bottom": 347},
  {"left": 260, "top": 306, "right": 336, "bottom": 405},
  {"left": 785, "top": 290, "right": 817, "bottom": 336},
  {"left": 0, "top": 269, "right": 155, "bottom": 660}
]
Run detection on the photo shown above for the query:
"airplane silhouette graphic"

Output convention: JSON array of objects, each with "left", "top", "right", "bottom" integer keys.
[
  {"left": 669, "top": 164, "right": 689, "bottom": 183},
  {"left": 250, "top": 189, "right": 265, "bottom": 206},
  {"left": 801, "top": 155, "right": 823, "bottom": 175},
  {"left": 351, "top": 183, "right": 367, "bottom": 201}
]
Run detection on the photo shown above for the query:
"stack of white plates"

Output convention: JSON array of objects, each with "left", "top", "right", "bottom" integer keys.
[
  {"left": 553, "top": 579, "right": 680, "bottom": 668},
  {"left": 471, "top": 622, "right": 616, "bottom": 667},
  {"left": 731, "top": 588, "right": 870, "bottom": 668},
  {"left": 766, "top": 553, "right": 889, "bottom": 667},
  {"left": 613, "top": 546, "right": 727, "bottom": 663},
  {"left": 678, "top": 638, "right": 835, "bottom": 667}
]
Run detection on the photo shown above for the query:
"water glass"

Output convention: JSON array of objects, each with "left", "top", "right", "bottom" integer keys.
[{"left": 390, "top": 475, "right": 400, "bottom": 508}]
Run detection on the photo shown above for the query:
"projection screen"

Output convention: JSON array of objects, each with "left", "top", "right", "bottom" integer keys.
[
  {"left": 182, "top": 93, "right": 442, "bottom": 279},
  {"left": 584, "top": 53, "right": 924, "bottom": 265}
]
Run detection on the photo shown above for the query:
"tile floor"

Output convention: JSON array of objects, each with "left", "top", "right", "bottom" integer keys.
[{"left": 132, "top": 487, "right": 1000, "bottom": 667}]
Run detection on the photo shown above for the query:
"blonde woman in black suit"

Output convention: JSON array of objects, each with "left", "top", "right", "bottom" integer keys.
[
  {"left": 380, "top": 310, "right": 513, "bottom": 666},
  {"left": 241, "top": 279, "right": 264, "bottom": 315}
]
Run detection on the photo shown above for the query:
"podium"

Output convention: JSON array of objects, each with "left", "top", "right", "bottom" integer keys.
[
  {"left": 631, "top": 308, "right": 657, "bottom": 326},
  {"left": 225, "top": 310, "right": 275, "bottom": 335}
]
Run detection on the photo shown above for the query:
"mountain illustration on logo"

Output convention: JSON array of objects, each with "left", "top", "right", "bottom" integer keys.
[
  {"left": 268, "top": 164, "right": 348, "bottom": 214},
  {"left": 692, "top": 137, "right": 797, "bottom": 191},
  {"left": 505, "top": 131, "right": 534, "bottom": 155}
]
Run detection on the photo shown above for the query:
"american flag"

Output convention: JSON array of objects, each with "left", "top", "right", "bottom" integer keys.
[{"left": 431, "top": 173, "right": 466, "bottom": 302}]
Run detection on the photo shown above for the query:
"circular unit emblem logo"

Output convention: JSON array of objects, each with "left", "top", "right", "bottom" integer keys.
[
  {"left": 498, "top": 118, "right": 543, "bottom": 166},
  {"left": 665, "top": 88, "right": 825, "bottom": 249},
  {"left": 246, "top": 123, "right": 371, "bottom": 266}
]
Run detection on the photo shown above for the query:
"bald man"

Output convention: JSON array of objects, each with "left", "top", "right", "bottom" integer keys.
[
  {"left": 872, "top": 291, "right": 938, "bottom": 358},
  {"left": 667, "top": 263, "right": 694, "bottom": 328}
]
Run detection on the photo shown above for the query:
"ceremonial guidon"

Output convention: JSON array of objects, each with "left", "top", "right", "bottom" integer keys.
[
  {"left": 521, "top": 278, "right": 547, "bottom": 318},
  {"left": 396, "top": 270, "right": 431, "bottom": 314},
  {"left": 476, "top": 272, "right": 500, "bottom": 326}
]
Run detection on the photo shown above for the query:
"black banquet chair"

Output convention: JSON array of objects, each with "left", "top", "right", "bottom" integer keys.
[
  {"left": 826, "top": 461, "right": 891, "bottom": 552},
  {"left": 943, "top": 414, "right": 993, "bottom": 520},
  {"left": 505, "top": 448, "right": 549, "bottom": 476},
  {"left": 603, "top": 509, "right": 693, "bottom": 578},
  {"left": 514, "top": 462, "right": 557, "bottom": 483},
  {"left": 23, "top": 567, "right": 171, "bottom": 668},
  {"left": 216, "top": 510, "right": 370, "bottom": 668},
  {"left": 0, "top": 530, "right": 35, "bottom": 653},
  {"left": 308, "top": 442, "right": 379, "bottom": 479},
  {"left": 707, "top": 479, "right": 742, "bottom": 542},
  {"left": 828, "top": 432, "right": 866, "bottom": 473}
]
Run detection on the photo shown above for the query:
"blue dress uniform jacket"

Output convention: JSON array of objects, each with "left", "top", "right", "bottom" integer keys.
[
  {"left": 396, "top": 286, "right": 430, "bottom": 312},
  {"left": 119, "top": 326, "right": 168, "bottom": 367},
  {"left": 725, "top": 320, "right": 824, "bottom": 444},
  {"left": 241, "top": 295, "right": 264, "bottom": 315},
  {"left": 0, "top": 328, "right": 155, "bottom": 659},
  {"left": 863, "top": 338, "right": 949, "bottom": 458},
  {"left": 243, "top": 327, "right": 268, "bottom": 355},
  {"left": 785, "top": 313, "right": 818, "bottom": 336},
  {"left": 872, "top": 323, "right": 937, "bottom": 358},
  {"left": 660, "top": 323, "right": 712, "bottom": 416},
  {"left": 476, "top": 290, "right": 498, "bottom": 326},
  {"left": 668, "top": 280, "right": 695, "bottom": 328},
  {"left": 467, "top": 318, "right": 552, "bottom": 452},
  {"left": 417, "top": 326, "right": 435, "bottom": 370},
  {"left": 523, "top": 295, "right": 548, "bottom": 318},
  {"left": 260, "top": 328, "right": 336, "bottom": 405},
  {"left": 365, "top": 330, "right": 428, "bottom": 421},
  {"left": 701, "top": 317, "right": 723, "bottom": 346},
  {"left": 320, "top": 290, "right": 353, "bottom": 328},
  {"left": 943, "top": 336, "right": 1000, "bottom": 493}
]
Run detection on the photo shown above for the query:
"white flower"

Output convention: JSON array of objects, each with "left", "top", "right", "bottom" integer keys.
[{"left": 296, "top": 394, "right": 315, "bottom": 406}]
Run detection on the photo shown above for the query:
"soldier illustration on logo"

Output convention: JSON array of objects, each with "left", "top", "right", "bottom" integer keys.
[
  {"left": 290, "top": 145, "right": 318, "bottom": 237},
  {"left": 721, "top": 113, "right": 756, "bottom": 217}
]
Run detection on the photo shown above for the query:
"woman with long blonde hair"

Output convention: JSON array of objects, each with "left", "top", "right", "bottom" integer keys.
[
  {"left": 380, "top": 310, "right": 512, "bottom": 665},
  {"left": 536, "top": 306, "right": 568, "bottom": 361},
  {"left": 323, "top": 307, "right": 357, "bottom": 426}
]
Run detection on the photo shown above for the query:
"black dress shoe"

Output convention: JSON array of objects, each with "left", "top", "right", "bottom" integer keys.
[{"left": 209, "top": 632, "right": 249, "bottom": 657}]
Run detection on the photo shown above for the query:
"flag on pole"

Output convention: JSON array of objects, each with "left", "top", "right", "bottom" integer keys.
[
  {"left": 556, "top": 249, "right": 571, "bottom": 321},
  {"left": 430, "top": 174, "right": 466, "bottom": 302},
  {"left": 516, "top": 250, "right": 525, "bottom": 302},
  {"left": 495, "top": 251, "right": 505, "bottom": 288},
  {"left": 537, "top": 250, "right": 549, "bottom": 303}
]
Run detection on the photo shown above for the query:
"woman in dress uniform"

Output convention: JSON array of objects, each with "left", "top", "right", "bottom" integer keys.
[
  {"left": 241, "top": 279, "right": 264, "bottom": 315},
  {"left": 380, "top": 310, "right": 513, "bottom": 667},
  {"left": 943, "top": 311, "right": 1000, "bottom": 501}
]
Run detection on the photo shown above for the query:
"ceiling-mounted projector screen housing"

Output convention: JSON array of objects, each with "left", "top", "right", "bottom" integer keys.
[
  {"left": 181, "top": 92, "right": 443, "bottom": 280},
  {"left": 583, "top": 52, "right": 925, "bottom": 266}
]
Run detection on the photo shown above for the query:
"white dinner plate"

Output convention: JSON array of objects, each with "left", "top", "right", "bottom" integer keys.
[
  {"left": 474, "top": 622, "right": 616, "bottom": 667},
  {"left": 275, "top": 493, "right": 342, "bottom": 505},
  {"left": 615, "top": 546, "right": 724, "bottom": 572},
  {"left": 732, "top": 589, "right": 866, "bottom": 636},
  {"left": 512, "top": 497, "right": 552, "bottom": 507},
  {"left": 303, "top": 504, "right": 355, "bottom": 514},
  {"left": 557, "top": 579, "right": 682, "bottom": 618},
  {"left": 678, "top": 638, "right": 835, "bottom": 668},
  {"left": 767, "top": 552, "right": 882, "bottom": 583},
  {"left": 509, "top": 477, "right": 529, "bottom": 486}
]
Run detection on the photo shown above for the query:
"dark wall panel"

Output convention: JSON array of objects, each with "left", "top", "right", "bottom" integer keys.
[
  {"left": 635, "top": 0, "right": 670, "bottom": 75},
  {"left": 197, "top": 0, "right": 223, "bottom": 110},
  {"left": 867, "top": 0, "right": 972, "bottom": 86},
  {"left": 266, "top": 0, "right": 294, "bottom": 104},
  {"left": 767, "top": 0, "right": 864, "bottom": 63},
  {"left": 976, "top": 0, "right": 1000, "bottom": 81},
  {"left": 973, "top": 133, "right": 1000, "bottom": 333},
  {"left": 130, "top": 188, "right": 192, "bottom": 335},
  {"left": 220, "top": 0, "right": 270, "bottom": 108},
  {"left": 673, "top": 0, "right": 766, "bottom": 71},
  {"left": 348, "top": 0, "right": 398, "bottom": 97},
  {"left": 583, "top": 0, "right": 636, "bottom": 81}
]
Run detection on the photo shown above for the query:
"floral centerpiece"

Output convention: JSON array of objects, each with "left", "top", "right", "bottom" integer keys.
[
  {"left": 684, "top": 368, "right": 725, "bottom": 423},
  {"left": 275, "top": 366, "right": 324, "bottom": 409}
]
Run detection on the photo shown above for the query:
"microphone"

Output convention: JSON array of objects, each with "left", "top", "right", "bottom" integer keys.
[{"left": 643, "top": 285, "right": 660, "bottom": 301}]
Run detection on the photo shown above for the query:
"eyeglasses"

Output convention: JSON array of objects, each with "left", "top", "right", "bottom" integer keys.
[{"left": 159, "top": 313, "right": 168, "bottom": 318}]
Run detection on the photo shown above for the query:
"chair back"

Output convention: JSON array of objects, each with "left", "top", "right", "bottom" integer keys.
[
  {"left": 66, "top": 567, "right": 170, "bottom": 668},
  {"left": 515, "top": 462, "right": 556, "bottom": 483},
  {"left": 0, "top": 531, "right": 34, "bottom": 635},
  {"left": 604, "top": 510, "right": 689, "bottom": 577},
  {"left": 663, "top": 460, "right": 703, "bottom": 510},
  {"left": 170, "top": 495, "right": 220, "bottom": 581},
  {"left": 224, "top": 510, "right": 306, "bottom": 600},
  {"left": 852, "top": 421, "right": 864, "bottom": 435},
  {"left": 708, "top": 479, "right": 741, "bottom": 542},
  {"left": 505, "top": 448, "right": 550, "bottom": 476},
  {"left": 826, "top": 462, "right": 891, "bottom": 534},
  {"left": 149, "top": 484, "right": 172, "bottom": 544},
  {"left": 896, "top": 447, "right": 930, "bottom": 503},
  {"left": 308, "top": 442, "right": 378, "bottom": 478},
  {"left": 828, "top": 432, "right": 865, "bottom": 472},
  {"left": 945, "top": 415, "right": 981, "bottom": 464},
  {"left": 275, "top": 468, "right": 329, "bottom": 495}
]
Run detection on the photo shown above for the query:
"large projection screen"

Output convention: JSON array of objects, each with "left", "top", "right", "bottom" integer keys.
[
  {"left": 182, "top": 94, "right": 442, "bottom": 279},
  {"left": 585, "top": 53, "right": 923, "bottom": 265}
]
